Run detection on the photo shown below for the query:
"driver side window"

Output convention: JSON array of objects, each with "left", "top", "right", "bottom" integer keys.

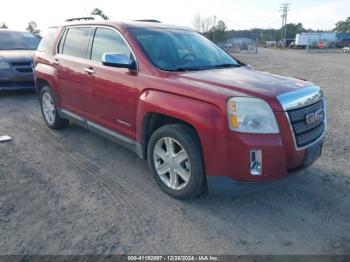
[{"left": 91, "top": 28, "right": 133, "bottom": 63}]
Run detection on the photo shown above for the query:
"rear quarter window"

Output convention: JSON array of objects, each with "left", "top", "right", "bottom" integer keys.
[{"left": 37, "top": 27, "right": 58, "bottom": 52}]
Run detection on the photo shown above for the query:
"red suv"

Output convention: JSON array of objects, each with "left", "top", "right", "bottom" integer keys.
[{"left": 34, "top": 18, "right": 326, "bottom": 199}]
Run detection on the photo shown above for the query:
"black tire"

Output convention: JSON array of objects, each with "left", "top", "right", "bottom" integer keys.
[
  {"left": 40, "top": 86, "right": 69, "bottom": 129},
  {"left": 147, "top": 123, "right": 206, "bottom": 199}
]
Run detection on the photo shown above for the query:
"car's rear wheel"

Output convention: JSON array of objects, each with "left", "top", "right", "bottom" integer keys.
[
  {"left": 40, "top": 86, "right": 69, "bottom": 129},
  {"left": 147, "top": 123, "right": 206, "bottom": 199}
]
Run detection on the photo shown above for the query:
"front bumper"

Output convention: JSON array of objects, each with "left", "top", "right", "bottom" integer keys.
[
  {"left": 206, "top": 137, "right": 323, "bottom": 195},
  {"left": 207, "top": 176, "right": 285, "bottom": 196},
  {"left": 203, "top": 86, "right": 326, "bottom": 194},
  {"left": 0, "top": 69, "right": 35, "bottom": 90}
]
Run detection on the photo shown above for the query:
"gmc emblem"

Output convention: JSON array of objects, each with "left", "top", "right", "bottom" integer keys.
[{"left": 306, "top": 109, "right": 323, "bottom": 125}]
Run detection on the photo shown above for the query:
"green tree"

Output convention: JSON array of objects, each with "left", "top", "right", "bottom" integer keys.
[
  {"left": 26, "top": 21, "right": 40, "bottom": 36},
  {"left": 280, "top": 23, "right": 306, "bottom": 40},
  {"left": 214, "top": 20, "right": 227, "bottom": 43},
  {"left": 0, "top": 22, "right": 8, "bottom": 29},
  {"left": 333, "top": 17, "right": 350, "bottom": 33},
  {"left": 205, "top": 20, "right": 227, "bottom": 43},
  {"left": 91, "top": 8, "right": 109, "bottom": 20}
]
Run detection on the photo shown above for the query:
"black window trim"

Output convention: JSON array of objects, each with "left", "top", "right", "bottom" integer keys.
[
  {"left": 87, "top": 27, "right": 97, "bottom": 60},
  {"left": 57, "top": 28, "right": 68, "bottom": 54}
]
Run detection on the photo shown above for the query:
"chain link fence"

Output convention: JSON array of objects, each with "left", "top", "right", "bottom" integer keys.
[{"left": 221, "top": 38, "right": 258, "bottom": 54}]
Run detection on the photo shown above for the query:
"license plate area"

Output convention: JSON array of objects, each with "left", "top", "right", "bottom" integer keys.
[{"left": 303, "top": 142, "right": 322, "bottom": 167}]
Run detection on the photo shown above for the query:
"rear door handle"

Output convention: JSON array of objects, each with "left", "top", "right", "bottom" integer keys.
[
  {"left": 52, "top": 59, "right": 59, "bottom": 65},
  {"left": 84, "top": 67, "right": 95, "bottom": 74}
]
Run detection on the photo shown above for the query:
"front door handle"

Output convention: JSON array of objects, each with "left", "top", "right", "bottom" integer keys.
[
  {"left": 52, "top": 59, "right": 59, "bottom": 65},
  {"left": 84, "top": 67, "right": 95, "bottom": 75}
]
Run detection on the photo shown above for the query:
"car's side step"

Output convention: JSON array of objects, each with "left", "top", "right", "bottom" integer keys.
[{"left": 59, "top": 109, "right": 143, "bottom": 159}]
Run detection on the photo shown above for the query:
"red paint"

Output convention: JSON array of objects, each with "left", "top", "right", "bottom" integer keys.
[{"left": 34, "top": 21, "right": 323, "bottom": 183}]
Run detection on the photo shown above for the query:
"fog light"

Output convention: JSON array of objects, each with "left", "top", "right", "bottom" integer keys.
[{"left": 250, "top": 150, "right": 262, "bottom": 176}]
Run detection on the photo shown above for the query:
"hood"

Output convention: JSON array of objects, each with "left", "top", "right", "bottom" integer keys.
[
  {"left": 0, "top": 50, "right": 35, "bottom": 63},
  {"left": 177, "top": 67, "right": 314, "bottom": 99}
]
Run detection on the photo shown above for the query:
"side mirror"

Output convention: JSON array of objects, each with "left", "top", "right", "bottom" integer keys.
[{"left": 102, "top": 53, "right": 136, "bottom": 70}]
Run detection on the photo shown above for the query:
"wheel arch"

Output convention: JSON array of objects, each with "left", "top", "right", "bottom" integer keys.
[
  {"left": 35, "top": 78, "right": 50, "bottom": 95},
  {"left": 140, "top": 112, "right": 202, "bottom": 160},
  {"left": 136, "top": 90, "right": 228, "bottom": 178}
]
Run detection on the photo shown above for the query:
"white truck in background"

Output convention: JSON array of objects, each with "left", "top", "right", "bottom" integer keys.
[{"left": 295, "top": 33, "right": 337, "bottom": 49}]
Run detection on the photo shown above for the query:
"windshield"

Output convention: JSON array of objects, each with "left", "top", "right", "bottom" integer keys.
[
  {"left": 0, "top": 31, "right": 39, "bottom": 50},
  {"left": 129, "top": 28, "right": 240, "bottom": 71}
]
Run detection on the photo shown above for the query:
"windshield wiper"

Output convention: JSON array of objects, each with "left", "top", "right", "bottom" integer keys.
[
  {"left": 169, "top": 67, "right": 208, "bottom": 72},
  {"left": 211, "top": 63, "right": 241, "bottom": 68},
  {"left": 12, "top": 48, "right": 33, "bottom": 50},
  {"left": 168, "top": 63, "right": 241, "bottom": 72}
]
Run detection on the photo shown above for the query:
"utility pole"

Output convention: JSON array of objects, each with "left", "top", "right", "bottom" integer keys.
[
  {"left": 279, "top": 8, "right": 285, "bottom": 47},
  {"left": 279, "top": 3, "right": 290, "bottom": 48},
  {"left": 213, "top": 15, "right": 217, "bottom": 42}
]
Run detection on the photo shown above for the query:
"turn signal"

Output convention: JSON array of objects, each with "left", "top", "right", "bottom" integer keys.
[{"left": 230, "top": 115, "right": 239, "bottom": 129}]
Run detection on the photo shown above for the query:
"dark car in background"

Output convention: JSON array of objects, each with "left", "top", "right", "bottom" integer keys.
[{"left": 0, "top": 30, "right": 39, "bottom": 90}]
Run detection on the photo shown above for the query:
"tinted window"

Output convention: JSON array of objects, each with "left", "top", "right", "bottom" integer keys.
[
  {"left": 62, "top": 27, "right": 92, "bottom": 58},
  {"left": 37, "top": 27, "right": 58, "bottom": 52},
  {"left": 91, "top": 28, "right": 132, "bottom": 62},
  {"left": 0, "top": 31, "right": 39, "bottom": 50}
]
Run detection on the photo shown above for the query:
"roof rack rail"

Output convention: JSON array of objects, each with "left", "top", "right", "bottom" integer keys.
[
  {"left": 65, "top": 15, "right": 105, "bottom": 22},
  {"left": 134, "top": 19, "right": 161, "bottom": 23}
]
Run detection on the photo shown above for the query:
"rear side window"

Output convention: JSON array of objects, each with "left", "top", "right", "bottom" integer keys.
[
  {"left": 91, "top": 28, "right": 132, "bottom": 62},
  {"left": 37, "top": 27, "right": 58, "bottom": 52},
  {"left": 61, "top": 27, "right": 92, "bottom": 59}
]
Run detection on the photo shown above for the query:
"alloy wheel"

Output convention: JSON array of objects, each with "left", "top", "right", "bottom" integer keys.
[
  {"left": 153, "top": 137, "right": 191, "bottom": 190},
  {"left": 42, "top": 92, "right": 56, "bottom": 125}
]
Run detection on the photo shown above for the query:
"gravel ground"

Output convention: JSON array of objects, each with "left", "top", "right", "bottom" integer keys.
[{"left": 0, "top": 49, "right": 350, "bottom": 255}]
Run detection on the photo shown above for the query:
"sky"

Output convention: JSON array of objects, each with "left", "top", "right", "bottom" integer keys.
[{"left": 1, "top": 0, "right": 349, "bottom": 32}]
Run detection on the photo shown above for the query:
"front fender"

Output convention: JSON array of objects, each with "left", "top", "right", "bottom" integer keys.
[{"left": 136, "top": 89, "right": 229, "bottom": 177}]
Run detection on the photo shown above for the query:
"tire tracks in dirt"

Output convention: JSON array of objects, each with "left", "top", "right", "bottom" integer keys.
[{"left": 24, "top": 112, "right": 213, "bottom": 253}]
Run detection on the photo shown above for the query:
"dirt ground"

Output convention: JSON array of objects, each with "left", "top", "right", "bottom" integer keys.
[{"left": 0, "top": 49, "right": 350, "bottom": 255}]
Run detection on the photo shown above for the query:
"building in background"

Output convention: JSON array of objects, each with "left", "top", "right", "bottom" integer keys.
[{"left": 336, "top": 33, "right": 350, "bottom": 48}]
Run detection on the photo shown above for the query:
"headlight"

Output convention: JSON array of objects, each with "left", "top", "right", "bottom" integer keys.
[
  {"left": 0, "top": 61, "right": 11, "bottom": 69},
  {"left": 227, "top": 97, "right": 279, "bottom": 134}
]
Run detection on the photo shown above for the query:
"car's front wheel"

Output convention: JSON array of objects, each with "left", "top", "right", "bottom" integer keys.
[
  {"left": 147, "top": 123, "right": 206, "bottom": 199},
  {"left": 40, "top": 86, "right": 69, "bottom": 129}
]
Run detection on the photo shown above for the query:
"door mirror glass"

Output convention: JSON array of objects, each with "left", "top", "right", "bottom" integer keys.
[{"left": 102, "top": 53, "right": 136, "bottom": 70}]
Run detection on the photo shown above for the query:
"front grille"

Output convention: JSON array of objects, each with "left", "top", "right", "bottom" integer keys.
[
  {"left": 287, "top": 100, "right": 325, "bottom": 148},
  {"left": 11, "top": 61, "right": 33, "bottom": 73},
  {"left": 0, "top": 81, "right": 35, "bottom": 88}
]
